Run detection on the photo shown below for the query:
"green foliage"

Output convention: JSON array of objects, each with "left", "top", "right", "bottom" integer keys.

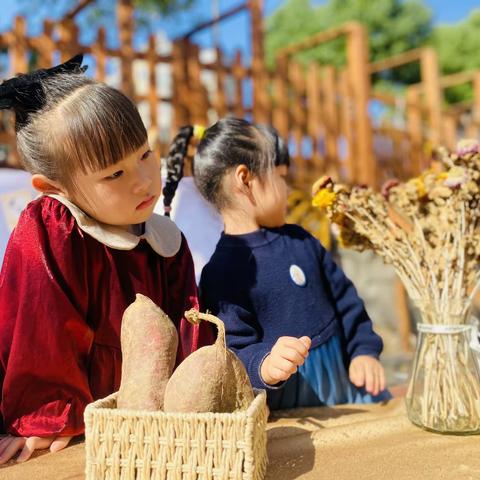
[
  {"left": 266, "top": 0, "right": 432, "bottom": 85},
  {"left": 133, "top": 0, "right": 193, "bottom": 15},
  {"left": 430, "top": 10, "right": 480, "bottom": 103}
]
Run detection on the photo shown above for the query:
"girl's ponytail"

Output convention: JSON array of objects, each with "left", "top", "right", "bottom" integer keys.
[
  {"left": 163, "top": 125, "right": 206, "bottom": 216},
  {"left": 163, "top": 125, "right": 193, "bottom": 216}
]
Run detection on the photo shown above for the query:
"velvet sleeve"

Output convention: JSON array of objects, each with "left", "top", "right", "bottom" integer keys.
[
  {"left": 0, "top": 199, "right": 93, "bottom": 437},
  {"left": 165, "top": 235, "right": 215, "bottom": 364},
  {"left": 316, "top": 240, "right": 383, "bottom": 361}
]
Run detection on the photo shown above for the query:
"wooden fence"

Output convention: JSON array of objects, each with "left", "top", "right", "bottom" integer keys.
[{"left": 1, "top": 8, "right": 480, "bottom": 190}]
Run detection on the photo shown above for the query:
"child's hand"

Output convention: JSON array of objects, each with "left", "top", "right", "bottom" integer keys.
[
  {"left": 261, "top": 336, "right": 311, "bottom": 385},
  {"left": 349, "top": 355, "right": 386, "bottom": 396},
  {"left": 0, "top": 434, "right": 73, "bottom": 464}
]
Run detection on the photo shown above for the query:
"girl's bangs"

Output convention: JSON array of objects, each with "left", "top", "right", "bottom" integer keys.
[{"left": 54, "top": 85, "right": 148, "bottom": 176}]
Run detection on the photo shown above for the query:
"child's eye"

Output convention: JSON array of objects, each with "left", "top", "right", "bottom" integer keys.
[
  {"left": 141, "top": 150, "right": 152, "bottom": 161},
  {"left": 104, "top": 170, "right": 123, "bottom": 180}
]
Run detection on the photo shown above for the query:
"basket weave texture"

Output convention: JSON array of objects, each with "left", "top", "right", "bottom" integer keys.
[{"left": 84, "top": 390, "right": 268, "bottom": 480}]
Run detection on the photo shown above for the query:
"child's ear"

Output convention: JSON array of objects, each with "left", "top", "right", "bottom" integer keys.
[
  {"left": 234, "top": 164, "right": 252, "bottom": 190},
  {"left": 31, "top": 174, "right": 65, "bottom": 195}
]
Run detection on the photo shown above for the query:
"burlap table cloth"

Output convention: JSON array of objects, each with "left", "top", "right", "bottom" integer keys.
[{"left": 2, "top": 398, "right": 479, "bottom": 479}]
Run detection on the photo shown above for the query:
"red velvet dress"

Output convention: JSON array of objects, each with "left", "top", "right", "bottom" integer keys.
[{"left": 0, "top": 196, "right": 213, "bottom": 437}]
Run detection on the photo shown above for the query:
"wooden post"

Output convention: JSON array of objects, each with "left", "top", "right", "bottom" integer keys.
[
  {"left": 185, "top": 41, "right": 209, "bottom": 125},
  {"left": 117, "top": 0, "right": 135, "bottom": 100},
  {"left": 346, "top": 23, "right": 374, "bottom": 186},
  {"left": 232, "top": 50, "right": 245, "bottom": 118},
  {"left": 171, "top": 39, "right": 190, "bottom": 129},
  {"left": 147, "top": 34, "right": 159, "bottom": 143},
  {"left": 11, "top": 16, "right": 28, "bottom": 74},
  {"left": 289, "top": 61, "right": 306, "bottom": 186},
  {"left": 214, "top": 47, "right": 228, "bottom": 118},
  {"left": 442, "top": 113, "right": 457, "bottom": 151},
  {"left": 249, "top": 0, "right": 268, "bottom": 123},
  {"left": 338, "top": 69, "right": 355, "bottom": 183},
  {"left": 306, "top": 62, "right": 324, "bottom": 175},
  {"left": 420, "top": 48, "right": 442, "bottom": 147},
  {"left": 37, "top": 20, "right": 55, "bottom": 68},
  {"left": 57, "top": 18, "right": 80, "bottom": 62},
  {"left": 472, "top": 72, "right": 480, "bottom": 138},
  {"left": 273, "top": 55, "right": 289, "bottom": 140},
  {"left": 92, "top": 27, "right": 107, "bottom": 82},
  {"left": 323, "top": 66, "right": 339, "bottom": 177},
  {"left": 406, "top": 86, "right": 423, "bottom": 177}
]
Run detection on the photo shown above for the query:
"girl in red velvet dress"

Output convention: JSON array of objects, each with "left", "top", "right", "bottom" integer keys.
[{"left": 0, "top": 56, "right": 212, "bottom": 463}]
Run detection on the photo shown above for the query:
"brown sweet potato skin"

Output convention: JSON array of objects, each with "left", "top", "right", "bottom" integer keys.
[
  {"left": 163, "top": 310, "right": 254, "bottom": 413},
  {"left": 117, "top": 294, "right": 178, "bottom": 411}
]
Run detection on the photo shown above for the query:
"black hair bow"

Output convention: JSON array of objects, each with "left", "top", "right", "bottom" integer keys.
[{"left": 0, "top": 54, "right": 87, "bottom": 129}]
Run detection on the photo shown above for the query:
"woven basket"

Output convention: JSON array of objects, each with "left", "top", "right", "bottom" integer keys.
[{"left": 84, "top": 390, "right": 268, "bottom": 480}]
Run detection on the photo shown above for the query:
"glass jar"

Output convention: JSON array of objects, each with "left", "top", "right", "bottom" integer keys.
[{"left": 405, "top": 323, "right": 480, "bottom": 434}]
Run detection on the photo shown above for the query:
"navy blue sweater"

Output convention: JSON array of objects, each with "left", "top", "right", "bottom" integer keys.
[{"left": 200, "top": 224, "right": 383, "bottom": 389}]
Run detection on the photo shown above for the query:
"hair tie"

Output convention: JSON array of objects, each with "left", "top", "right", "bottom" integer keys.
[
  {"left": 0, "top": 54, "right": 87, "bottom": 129},
  {"left": 193, "top": 125, "right": 206, "bottom": 141}
]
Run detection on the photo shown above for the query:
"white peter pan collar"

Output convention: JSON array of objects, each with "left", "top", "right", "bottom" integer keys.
[{"left": 49, "top": 194, "right": 181, "bottom": 257}]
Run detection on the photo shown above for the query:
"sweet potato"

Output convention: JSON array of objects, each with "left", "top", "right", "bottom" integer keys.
[
  {"left": 117, "top": 293, "right": 178, "bottom": 411},
  {"left": 163, "top": 309, "right": 254, "bottom": 413}
]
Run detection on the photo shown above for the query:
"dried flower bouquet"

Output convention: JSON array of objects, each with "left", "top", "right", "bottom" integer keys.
[{"left": 312, "top": 139, "right": 480, "bottom": 433}]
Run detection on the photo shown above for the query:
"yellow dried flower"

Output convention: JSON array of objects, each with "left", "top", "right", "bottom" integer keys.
[
  {"left": 409, "top": 177, "right": 427, "bottom": 197},
  {"left": 312, "top": 189, "right": 337, "bottom": 208}
]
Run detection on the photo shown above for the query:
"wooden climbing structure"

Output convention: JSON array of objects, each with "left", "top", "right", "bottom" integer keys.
[{"left": 1, "top": 0, "right": 480, "bottom": 189}]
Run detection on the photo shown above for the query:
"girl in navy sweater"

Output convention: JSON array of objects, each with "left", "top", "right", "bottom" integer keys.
[{"left": 166, "top": 118, "right": 391, "bottom": 409}]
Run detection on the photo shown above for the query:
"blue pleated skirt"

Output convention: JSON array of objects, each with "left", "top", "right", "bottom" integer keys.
[{"left": 267, "top": 334, "right": 392, "bottom": 410}]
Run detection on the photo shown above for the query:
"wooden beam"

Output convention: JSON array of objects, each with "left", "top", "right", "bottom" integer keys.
[
  {"left": 368, "top": 48, "right": 424, "bottom": 74},
  {"left": 371, "top": 90, "right": 430, "bottom": 114},
  {"left": 276, "top": 22, "right": 354, "bottom": 60},
  {"left": 439, "top": 70, "right": 478, "bottom": 89}
]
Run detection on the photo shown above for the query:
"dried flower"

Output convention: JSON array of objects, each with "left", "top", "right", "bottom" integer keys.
[
  {"left": 381, "top": 179, "right": 399, "bottom": 199},
  {"left": 443, "top": 166, "right": 468, "bottom": 188},
  {"left": 409, "top": 177, "right": 427, "bottom": 198},
  {"left": 456, "top": 139, "right": 479, "bottom": 156},
  {"left": 312, "top": 188, "right": 336, "bottom": 208},
  {"left": 315, "top": 138, "right": 480, "bottom": 434}
]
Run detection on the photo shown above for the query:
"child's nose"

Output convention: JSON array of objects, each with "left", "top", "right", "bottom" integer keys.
[{"left": 133, "top": 166, "right": 152, "bottom": 194}]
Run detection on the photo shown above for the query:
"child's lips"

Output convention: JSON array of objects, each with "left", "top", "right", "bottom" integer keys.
[{"left": 136, "top": 195, "right": 156, "bottom": 210}]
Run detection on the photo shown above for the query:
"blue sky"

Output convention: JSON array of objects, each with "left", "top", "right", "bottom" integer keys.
[{"left": 1, "top": 0, "right": 479, "bottom": 60}]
